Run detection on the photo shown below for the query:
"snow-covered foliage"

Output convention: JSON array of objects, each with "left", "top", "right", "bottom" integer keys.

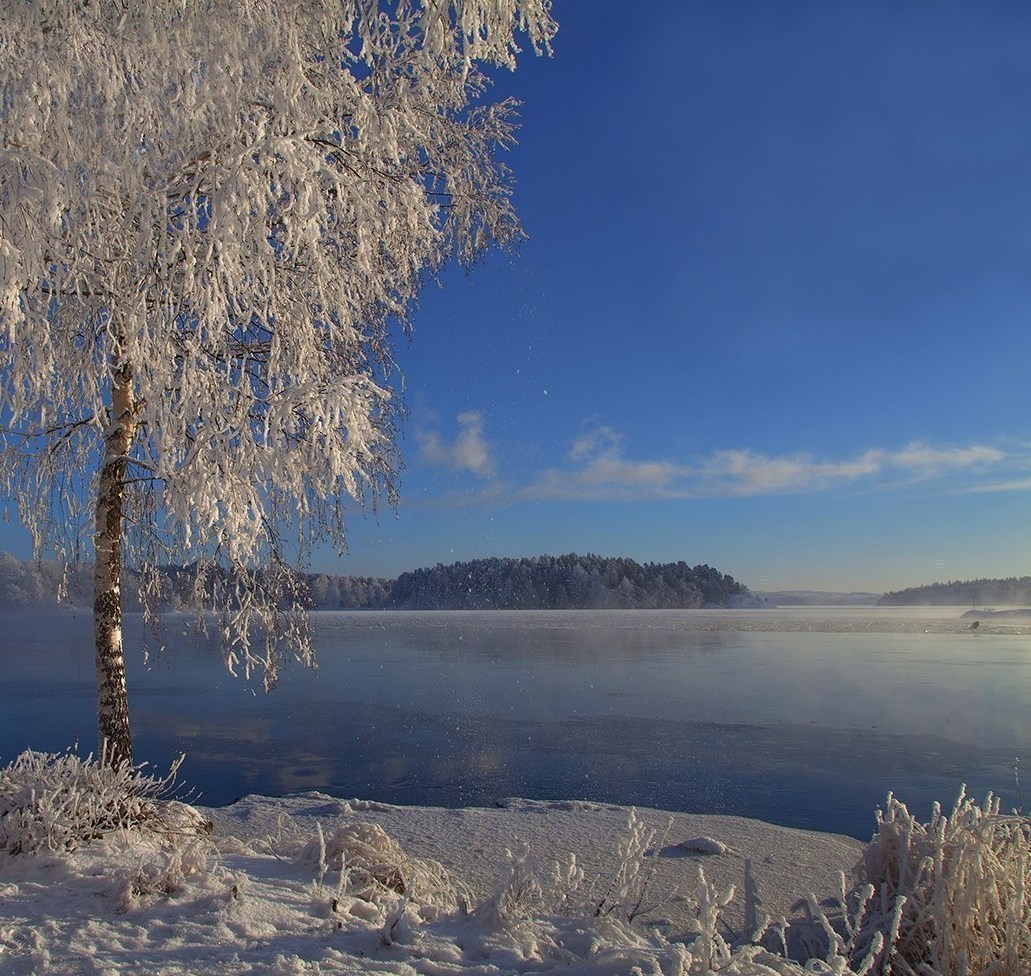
[
  {"left": 246, "top": 808, "right": 860, "bottom": 975},
  {"left": 291, "top": 819, "right": 472, "bottom": 921},
  {"left": 0, "top": 552, "right": 83, "bottom": 606},
  {"left": 0, "top": 0, "right": 555, "bottom": 687},
  {"left": 847, "top": 789, "right": 1030, "bottom": 975},
  {"left": 14, "top": 781, "right": 1027, "bottom": 975},
  {"left": 0, "top": 794, "right": 759, "bottom": 974},
  {"left": 589, "top": 809, "right": 672, "bottom": 924},
  {"left": 0, "top": 749, "right": 208, "bottom": 855}
]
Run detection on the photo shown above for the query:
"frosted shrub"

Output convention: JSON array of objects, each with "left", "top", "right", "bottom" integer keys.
[
  {"left": 291, "top": 821, "right": 470, "bottom": 919},
  {"left": 592, "top": 809, "right": 673, "bottom": 924},
  {"left": 476, "top": 844, "right": 585, "bottom": 925},
  {"left": 0, "top": 748, "right": 208, "bottom": 854},
  {"left": 650, "top": 790, "right": 1029, "bottom": 976},
  {"left": 474, "top": 809, "right": 668, "bottom": 929},
  {"left": 118, "top": 836, "right": 214, "bottom": 911},
  {"left": 677, "top": 863, "right": 738, "bottom": 970},
  {"left": 851, "top": 789, "right": 1031, "bottom": 975},
  {"left": 471, "top": 833, "right": 873, "bottom": 976}
]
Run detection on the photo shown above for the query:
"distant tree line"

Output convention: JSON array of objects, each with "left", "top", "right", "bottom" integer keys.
[
  {"left": 384, "top": 554, "right": 749, "bottom": 609},
  {"left": 879, "top": 577, "right": 1031, "bottom": 607},
  {"left": 0, "top": 553, "right": 391, "bottom": 611},
  {"left": 0, "top": 552, "right": 749, "bottom": 611},
  {"left": 0, "top": 553, "right": 88, "bottom": 607}
]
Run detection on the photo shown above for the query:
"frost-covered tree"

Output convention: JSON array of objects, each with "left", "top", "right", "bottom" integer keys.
[{"left": 0, "top": 0, "right": 555, "bottom": 766}]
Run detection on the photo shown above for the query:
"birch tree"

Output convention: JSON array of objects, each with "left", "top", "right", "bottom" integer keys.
[{"left": 0, "top": 0, "right": 555, "bottom": 767}]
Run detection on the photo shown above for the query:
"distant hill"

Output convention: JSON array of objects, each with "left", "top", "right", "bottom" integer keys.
[
  {"left": 879, "top": 577, "right": 1031, "bottom": 607},
  {"left": 757, "top": 590, "right": 881, "bottom": 607},
  {"left": 0, "top": 552, "right": 751, "bottom": 611},
  {"left": 382, "top": 554, "right": 750, "bottom": 610},
  {"left": 0, "top": 553, "right": 394, "bottom": 611}
]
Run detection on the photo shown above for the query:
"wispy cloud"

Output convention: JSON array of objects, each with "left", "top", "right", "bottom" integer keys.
[
  {"left": 515, "top": 428, "right": 1010, "bottom": 502},
  {"left": 417, "top": 411, "right": 495, "bottom": 478},
  {"left": 700, "top": 448, "right": 882, "bottom": 495},
  {"left": 888, "top": 443, "right": 1007, "bottom": 474},
  {"left": 506, "top": 425, "right": 682, "bottom": 500},
  {"left": 699, "top": 443, "right": 1007, "bottom": 497},
  {"left": 957, "top": 477, "right": 1031, "bottom": 495},
  {"left": 568, "top": 426, "right": 623, "bottom": 463}
]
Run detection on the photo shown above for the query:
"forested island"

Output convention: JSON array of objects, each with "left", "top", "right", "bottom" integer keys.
[
  {"left": 879, "top": 576, "right": 1031, "bottom": 607},
  {"left": 382, "top": 554, "right": 749, "bottom": 609},
  {"left": 0, "top": 552, "right": 751, "bottom": 611}
]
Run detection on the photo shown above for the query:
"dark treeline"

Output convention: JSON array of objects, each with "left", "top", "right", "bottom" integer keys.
[
  {"left": 879, "top": 577, "right": 1031, "bottom": 607},
  {"left": 384, "top": 554, "right": 749, "bottom": 609},
  {"left": 0, "top": 552, "right": 749, "bottom": 610},
  {"left": 0, "top": 553, "right": 391, "bottom": 611}
]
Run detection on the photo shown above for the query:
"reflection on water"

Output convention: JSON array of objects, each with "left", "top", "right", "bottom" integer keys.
[{"left": 0, "top": 608, "right": 1027, "bottom": 839}]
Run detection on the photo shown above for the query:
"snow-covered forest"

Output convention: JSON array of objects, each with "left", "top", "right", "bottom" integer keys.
[
  {"left": 879, "top": 577, "right": 1031, "bottom": 607},
  {"left": 0, "top": 551, "right": 749, "bottom": 610},
  {"left": 386, "top": 555, "right": 750, "bottom": 610}
]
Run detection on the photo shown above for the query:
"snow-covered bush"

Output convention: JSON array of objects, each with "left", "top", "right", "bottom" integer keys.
[
  {"left": 0, "top": 749, "right": 209, "bottom": 854},
  {"left": 470, "top": 841, "right": 871, "bottom": 975},
  {"left": 474, "top": 809, "right": 671, "bottom": 930},
  {"left": 290, "top": 820, "right": 470, "bottom": 921},
  {"left": 475, "top": 843, "right": 585, "bottom": 926},
  {"left": 467, "top": 793, "right": 1029, "bottom": 975},
  {"left": 849, "top": 789, "right": 1030, "bottom": 975},
  {"left": 118, "top": 835, "right": 214, "bottom": 911},
  {"left": 592, "top": 809, "right": 673, "bottom": 924}
]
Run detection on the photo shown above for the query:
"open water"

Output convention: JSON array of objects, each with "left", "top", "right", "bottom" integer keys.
[{"left": 1, "top": 606, "right": 1028, "bottom": 839}]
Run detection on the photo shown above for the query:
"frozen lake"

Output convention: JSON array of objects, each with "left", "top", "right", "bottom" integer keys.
[{"left": 1, "top": 606, "right": 1028, "bottom": 839}]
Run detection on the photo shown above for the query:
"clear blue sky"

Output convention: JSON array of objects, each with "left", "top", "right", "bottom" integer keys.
[{"left": 5, "top": 0, "right": 1031, "bottom": 593}]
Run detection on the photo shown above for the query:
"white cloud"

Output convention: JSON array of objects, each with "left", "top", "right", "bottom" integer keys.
[
  {"left": 516, "top": 428, "right": 1011, "bottom": 502},
  {"left": 516, "top": 425, "right": 686, "bottom": 500},
  {"left": 525, "top": 458, "right": 685, "bottom": 500},
  {"left": 568, "top": 426, "right": 622, "bottom": 463},
  {"left": 957, "top": 477, "right": 1031, "bottom": 494},
  {"left": 418, "top": 411, "right": 494, "bottom": 478},
  {"left": 885, "top": 442, "right": 1006, "bottom": 473},
  {"left": 700, "top": 448, "right": 882, "bottom": 495}
]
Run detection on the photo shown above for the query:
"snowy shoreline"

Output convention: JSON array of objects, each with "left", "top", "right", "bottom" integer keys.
[
  {"left": 202, "top": 793, "right": 866, "bottom": 937},
  {"left": 0, "top": 791, "right": 865, "bottom": 975}
]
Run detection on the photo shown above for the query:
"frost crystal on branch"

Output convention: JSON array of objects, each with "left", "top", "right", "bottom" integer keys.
[{"left": 0, "top": 1, "right": 555, "bottom": 747}]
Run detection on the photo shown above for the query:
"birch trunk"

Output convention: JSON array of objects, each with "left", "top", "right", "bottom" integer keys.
[{"left": 94, "top": 360, "right": 137, "bottom": 768}]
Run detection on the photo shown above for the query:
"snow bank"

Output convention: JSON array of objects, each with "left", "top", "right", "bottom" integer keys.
[
  {"left": 1, "top": 783, "right": 868, "bottom": 975},
  {"left": 2, "top": 768, "right": 1026, "bottom": 974}
]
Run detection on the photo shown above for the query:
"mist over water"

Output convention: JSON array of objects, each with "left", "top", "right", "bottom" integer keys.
[{"left": 1, "top": 607, "right": 1026, "bottom": 839}]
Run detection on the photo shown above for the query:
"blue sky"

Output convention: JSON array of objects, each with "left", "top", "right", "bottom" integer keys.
[
  {"left": 362, "top": 0, "right": 1031, "bottom": 593},
  {"left": 5, "top": 0, "right": 1031, "bottom": 593}
]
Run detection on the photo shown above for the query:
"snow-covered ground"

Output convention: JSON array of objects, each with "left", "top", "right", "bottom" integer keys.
[{"left": 0, "top": 790, "right": 865, "bottom": 975}]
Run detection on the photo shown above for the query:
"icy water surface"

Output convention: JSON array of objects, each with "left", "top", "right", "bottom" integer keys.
[{"left": 2, "top": 607, "right": 1028, "bottom": 839}]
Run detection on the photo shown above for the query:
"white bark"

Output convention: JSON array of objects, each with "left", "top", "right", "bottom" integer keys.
[{"left": 93, "top": 359, "right": 137, "bottom": 767}]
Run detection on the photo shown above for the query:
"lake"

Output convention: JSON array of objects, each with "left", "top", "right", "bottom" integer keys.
[{"left": 1, "top": 606, "right": 1027, "bottom": 839}]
